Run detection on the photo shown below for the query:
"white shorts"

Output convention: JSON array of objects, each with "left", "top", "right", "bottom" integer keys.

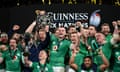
[
  {"left": 68, "top": 68, "right": 76, "bottom": 72},
  {"left": 65, "top": 65, "right": 76, "bottom": 72},
  {"left": 6, "top": 70, "right": 20, "bottom": 72},
  {"left": 53, "top": 66, "right": 65, "bottom": 72},
  {"left": 0, "top": 69, "right": 5, "bottom": 72},
  {"left": 5, "top": 71, "right": 12, "bottom": 72}
]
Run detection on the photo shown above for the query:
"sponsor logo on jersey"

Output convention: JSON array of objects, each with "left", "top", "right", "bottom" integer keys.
[
  {"left": 37, "top": 65, "right": 40, "bottom": 69},
  {"left": 53, "top": 41, "right": 56, "bottom": 44},
  {"left": 53, "top": 45, "right": 58, "bottom": 51},
  {"left": 60, "top": 42, "right": 62, "bottom": 46},
  {"left": 45, "top": 67, "right": 48, "bottom": 71},
  {"left": 115, "top": 52, "right": 119, "bottom": 55},
  {"left": 118, "top": 56, "right": 120, "bottom": 61}
]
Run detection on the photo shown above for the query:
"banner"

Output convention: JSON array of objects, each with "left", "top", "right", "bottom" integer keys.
[
  {"left": 0, "top": 4, "right": 120, "bottom": 32},
  {"left": 48, "top": 12, "right": 88, "bottom": 28}
]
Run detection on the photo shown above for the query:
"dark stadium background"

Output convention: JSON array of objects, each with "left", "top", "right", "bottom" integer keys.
[{"left": 0, "top": 0, "right": 120, "bottom": 33}]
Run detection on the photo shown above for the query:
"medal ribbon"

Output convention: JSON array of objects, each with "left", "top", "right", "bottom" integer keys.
[
  {"left": 9, "top": 48, "right": 17, "bottom": 60},
  {"left": 39, "top": 62, "right": 47, "bottom": 72}
]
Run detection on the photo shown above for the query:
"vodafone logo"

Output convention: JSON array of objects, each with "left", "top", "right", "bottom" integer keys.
[{"left": 89, "top": 10, "right": 101, "bottom": 27}]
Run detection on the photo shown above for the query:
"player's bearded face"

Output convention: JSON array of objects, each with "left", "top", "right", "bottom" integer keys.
[
  {"left": 82, "top": 29, "right": 89, "bottom": 37},
  {"left": 9, "top": 39, "right": 17, "bottom": 49},
  {"left": 95, "top": 33, "right": 105, "bottom": 43},
  {"left": 70, "top": 34, "right": 78, "bottom": 44},
  {"left": 39, "top": 31, "right": 46, "bottom": 41},
  {"left": 12, "top": 33, "right": 20, "bottom": 40},
  {"left": 58, "top": 28, "right": 66, "bottom": 38},
  {"left": 101, "top": 26, "right": 110, "bottom": 35},
  {"left": 89, "top": 27, "right": 96, "bottom": 36}
]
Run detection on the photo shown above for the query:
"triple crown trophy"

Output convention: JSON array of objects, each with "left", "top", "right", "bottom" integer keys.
[
  {"left": 23, "top": 10, "right": 52, "bottom": 56},
  {"left": 35, "top": 10, "right": 52, "bottom": 31}
]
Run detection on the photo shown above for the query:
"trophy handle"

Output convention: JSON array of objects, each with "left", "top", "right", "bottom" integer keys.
[{"left": 35, "top": 10, "right": 40, "bottom": 15}]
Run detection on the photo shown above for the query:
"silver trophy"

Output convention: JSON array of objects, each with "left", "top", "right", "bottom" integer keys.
[{"left": 35, "top": 10, "right": 52, "bottom": 31}]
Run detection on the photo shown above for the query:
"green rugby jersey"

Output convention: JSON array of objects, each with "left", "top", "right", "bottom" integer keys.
[
  {"left": 69, "top": 46, "right": 85, "bottom": 68},
  {"left": 72, "top": 53, "right": 85, "bottom": 72},
  {"left": 30, "top": 62, "right": 53, "bottom": 72},
  {"left": 0, "top": 44, "right": 9, "bottom": 70},
  {"left": 105, "top": 33, "right": 112, "bottom": 42},
  {"left": 1, "top": 49, "right": 21, "bottom": 72},
  {"left": 0, "top": 52, "right": 5, "bottom": 70},
  {"left": 79, "top": 40, "right": 89, "bottom": 56},
  {"left": 92, "top": 41, "right": 112, "bottom": 66},
  {"left": 112, "top": 43, "right": 120, "bottom": 72},
  {"left": 87, "top": 36, "right": 96, "bottom": 47},
  {"left": 49, "top": 34, "right": 71, "bottom": 66}
]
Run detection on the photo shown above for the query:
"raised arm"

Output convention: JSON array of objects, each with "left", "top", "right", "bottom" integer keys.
[
  {"left": 25, "top": 21, "right": 36, "bottom": 33},
  {"left": 98, "top": 49, "right": 109, "bottom": 71},
  {"left": 69, "top": 53, "right": 78, "bottom": 70},
  {"left": 0, "top": 45, "right": 7, "bottom": 63},
  {"left": 69, "top": 48, "right": 79, "bottom": 70},
  {"left": 111, "top": 21, "right": 119, "bottom": 44}
]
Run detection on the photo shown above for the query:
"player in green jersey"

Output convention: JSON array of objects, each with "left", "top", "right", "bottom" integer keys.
[
  {"left": 88, "top": 25, "right": 97, "bottom": 46},
  {"left": 110, "top": 21, "right": 120, "bottom": 72},
  {"left": 68, "top": 32, "right": 84, "bottom": 72},
  {"left": 101, "top": 23, "right": 112, "bottom": 42},
  {"left": 69, "top": 46, "right": 109, "bottom": 72},
  {"left": 69, "top": 47, "right": 84, "bottom": 72},
  {"left": 0, "top": 38, "right": 22, "bottom": 72},
  {"left": 91, "top": 32, "right": 112, "bottom": 72},
  {"left": 49, "top": 27, "right": 71, "bottom": 72},
  {"left": 79, "top": 28, "right": 91, "bottom": 56},
  {"left": 24, "top": 50, "right": 53, "bottom": 72},
  {"left": 0, "top": 45, "right": 8, "bottom": 72}
]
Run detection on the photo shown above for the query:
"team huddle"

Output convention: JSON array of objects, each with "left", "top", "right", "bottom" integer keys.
[{"left": 0, "top": 19, "right": 120, "bottom": 72}]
